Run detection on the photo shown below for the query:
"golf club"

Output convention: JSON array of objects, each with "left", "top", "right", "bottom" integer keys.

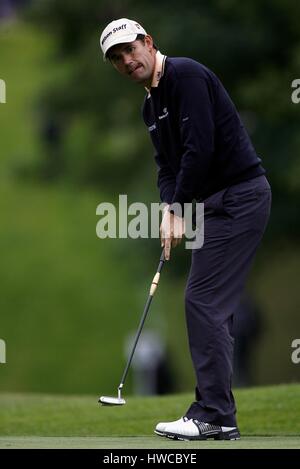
[{"left": 99, "top": 248, "right": 166, "bottom": 406}]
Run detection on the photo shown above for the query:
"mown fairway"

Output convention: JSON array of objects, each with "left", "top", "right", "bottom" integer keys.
[{"left": 0, "top": 384, "right": 299, "bottom": 448}]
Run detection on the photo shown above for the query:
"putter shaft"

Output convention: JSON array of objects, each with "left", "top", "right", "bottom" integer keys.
[{"left": 118, "top": 249, "right": 165, "bottom": 392}]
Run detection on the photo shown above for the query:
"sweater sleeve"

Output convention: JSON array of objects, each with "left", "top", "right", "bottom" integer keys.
[
  {"left": 170, "top": 75, "right": 215, "bottom": 209},
  {"left": 154, "top": 152, "right": 176, "bottom": 204}
]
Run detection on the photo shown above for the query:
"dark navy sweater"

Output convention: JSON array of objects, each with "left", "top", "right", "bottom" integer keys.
[{"left": 142, "top": 57, "right": 265, "bottom": 208}]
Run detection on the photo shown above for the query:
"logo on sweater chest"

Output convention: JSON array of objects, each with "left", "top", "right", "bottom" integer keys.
[
  {"left": 148, "top": 107, "right": 169, "bottom": 132},
  {"left": 158, "top": 107, "right": 168, "bottom": 120}
]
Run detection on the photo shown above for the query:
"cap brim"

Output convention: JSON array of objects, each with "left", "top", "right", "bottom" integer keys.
[{"left": 103, "top": 33, "right": 138, "bottom": 61}]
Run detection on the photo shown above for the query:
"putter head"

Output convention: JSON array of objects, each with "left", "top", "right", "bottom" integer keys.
[{"left": 99, "top": 396, "right": 126, "bottom": 406}]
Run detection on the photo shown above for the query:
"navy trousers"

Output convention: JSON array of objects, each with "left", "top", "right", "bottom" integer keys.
[{"left": 185, "top": 175, "right": 271, "bottom": 426}]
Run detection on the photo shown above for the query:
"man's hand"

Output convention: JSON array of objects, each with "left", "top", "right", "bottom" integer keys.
[{"left": 160, "top": 206, "right": 186, "bottom": 260}]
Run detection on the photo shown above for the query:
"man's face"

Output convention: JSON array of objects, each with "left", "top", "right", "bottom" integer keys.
[{"left": 108, "top": 36, "right": 156, "bottom": 86}]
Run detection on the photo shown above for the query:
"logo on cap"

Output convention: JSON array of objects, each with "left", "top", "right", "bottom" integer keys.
[
  {"left": 102, "top": 31, "right": 112, "bottom": 45},
  {"left": 101, "top": 23, "right": 128, "bottom": 46}
]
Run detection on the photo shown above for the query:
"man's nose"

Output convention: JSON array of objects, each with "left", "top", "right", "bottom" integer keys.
[{"left": 123, "top": 53, "right": 133, "bottom": 66}]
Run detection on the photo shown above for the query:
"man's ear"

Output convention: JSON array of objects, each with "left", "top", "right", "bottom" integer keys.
[{"left": 144, "top": 35, "right": 154, "bottom": 51}]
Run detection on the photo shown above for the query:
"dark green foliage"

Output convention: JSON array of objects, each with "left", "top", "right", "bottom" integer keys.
[{"left": 26, "top": 1, "right": 300, "bottom": 240}]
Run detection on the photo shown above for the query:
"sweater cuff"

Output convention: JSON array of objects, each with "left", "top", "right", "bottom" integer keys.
[{"left": 170, "top": 188, "right": 189, "bottom": 217}]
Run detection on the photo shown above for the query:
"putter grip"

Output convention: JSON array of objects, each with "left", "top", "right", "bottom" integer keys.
[{"left": 149, "top": 272, "right": 160, "bottom": 296}]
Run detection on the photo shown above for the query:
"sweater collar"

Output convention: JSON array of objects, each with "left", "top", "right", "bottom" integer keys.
[{"left": 145, "top": 51, "right": 167, "bottom": 95}]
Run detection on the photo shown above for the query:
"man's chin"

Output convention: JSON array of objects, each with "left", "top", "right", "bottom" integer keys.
[{"left": 129, "top": 74, "right": 146, "bottom": 84}]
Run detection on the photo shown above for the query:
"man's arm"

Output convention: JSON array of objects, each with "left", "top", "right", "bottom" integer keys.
[
  {"left": 154, "top": 152, "right": 176, "bottom": 204},
  {"left": 160, "top": 75, "right": 214, "bottom": 260},
  {"left": 154, "top": 152, "right": 185, "bottom": 260},
  {"left": 170, "top": 74, "right": 215, "bottom": 210}
]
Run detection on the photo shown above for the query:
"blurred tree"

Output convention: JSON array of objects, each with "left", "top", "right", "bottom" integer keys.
[{"left": 25, "top": 0, "right": 300, "bottom": 240}]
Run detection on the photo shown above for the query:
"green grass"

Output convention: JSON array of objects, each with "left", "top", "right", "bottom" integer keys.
[
  {"left": 0, "top": 436, "right": 299, "bottom": 449},
  {"left": 0, "top": 384, "right": 299, "bottom": 448}
]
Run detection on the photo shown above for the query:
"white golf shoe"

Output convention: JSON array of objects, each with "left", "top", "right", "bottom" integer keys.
[
  {"left": 155, "top": 417, "right": 240, "bottom": 440},
  {"left": 154, "top": 416, "right": 189, "bottom": 436}
]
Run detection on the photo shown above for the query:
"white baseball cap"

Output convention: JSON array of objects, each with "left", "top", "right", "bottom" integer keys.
[{"left": 100, "top": 18, "right": 147, "bottom": 60}]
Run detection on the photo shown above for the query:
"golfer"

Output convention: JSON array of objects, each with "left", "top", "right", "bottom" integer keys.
[{"left": 100, "top": 18, "right": 271, "bottom": 441}]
